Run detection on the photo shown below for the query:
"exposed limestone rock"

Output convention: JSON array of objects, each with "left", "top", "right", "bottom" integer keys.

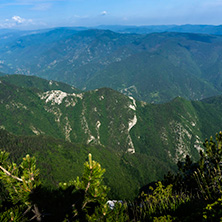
[
  {"left": 39, "top": 90, "right": 83, "bottom": 105},
  {"left": 63, "top": 116, "right": 72, "bottom": 142}
]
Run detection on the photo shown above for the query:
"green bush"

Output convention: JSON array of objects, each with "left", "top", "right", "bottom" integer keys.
[{"left": 203, "top": 196, "right": 222, "bottom": 221}]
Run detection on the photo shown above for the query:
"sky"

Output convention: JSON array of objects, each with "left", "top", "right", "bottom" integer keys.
[{"left": 0, "top": 0, "right": 222, "bottom": 29}]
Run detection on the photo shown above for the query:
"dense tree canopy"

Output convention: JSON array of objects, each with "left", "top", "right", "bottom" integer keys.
[{"left": 0, "top": 132, "right": 222, "bottom": 221}]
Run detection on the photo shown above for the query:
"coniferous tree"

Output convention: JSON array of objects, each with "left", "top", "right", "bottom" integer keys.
[{"left": 0, "top": 150, "right": 40, "bottom": 221}]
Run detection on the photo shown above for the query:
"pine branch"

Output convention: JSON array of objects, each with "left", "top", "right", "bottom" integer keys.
[{"left": 0, "top": 165, "right": 23, "bottom": 182}]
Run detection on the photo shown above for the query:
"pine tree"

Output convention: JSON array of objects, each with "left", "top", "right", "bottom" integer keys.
[
  {"left": 60, "top": 153, "right": 110, "bottom": 221},
  {"left": 0, "top": 150, "right": 41, "bottom": 221},
  {"left": 194, "top": 132, "right": 222, "bottom": 200}
]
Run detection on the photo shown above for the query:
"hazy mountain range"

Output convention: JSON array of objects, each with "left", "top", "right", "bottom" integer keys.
[{"left": 1, "top": 26, "right": 222, "bottom": 103}]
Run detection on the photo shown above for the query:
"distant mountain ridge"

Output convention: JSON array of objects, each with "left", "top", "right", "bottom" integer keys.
[
  {"left": 96, "top": 24, "right": 222, "bottom": 35},
  {"left": 2, "top": 24, "right": 222, "bottom": 36},
  {"left": 1, "top": 28, "right": 222, "bottom": 103}
]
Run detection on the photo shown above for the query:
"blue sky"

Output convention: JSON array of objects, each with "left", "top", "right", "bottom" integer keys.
[{"left": 0, "top": 0, "right": 222, "bottom": 29}]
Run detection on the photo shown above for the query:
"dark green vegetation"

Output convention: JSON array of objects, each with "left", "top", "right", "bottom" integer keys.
[
  {"left": 0, "top": 129, "right": 166, "bottom": 200},
  {"left": 0, "top": 74, "right": 80, "bottom": 93},
  {"left": 1, "top": 74, "right": 222, "bottom": 200},
  {"left": 1, "top": 132, "right": 222, "bottom": 221},
  {"left": 1, "top": 29, "right": 222, "bottom": 102}
]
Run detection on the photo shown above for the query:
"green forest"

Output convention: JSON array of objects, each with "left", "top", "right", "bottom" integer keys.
[
  {"left": 1, "top": 132, "right": 222, "bottom": 221},
  {"left": 1, "top": 28, "right": 222, "bottom": 221}
]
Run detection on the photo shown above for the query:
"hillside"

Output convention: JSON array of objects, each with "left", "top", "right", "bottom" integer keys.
[
  {"left": 0, "top": 74, "right": 80, "bottom": 93},
  {"left": 1, "top": 29, "right": 222, "bottom": 102},
  {"left": 1, "top": 129, "right": 170, "bottom": 200},
  {"left": 1, "top": 75, "right": 222, "bottom": 199}
]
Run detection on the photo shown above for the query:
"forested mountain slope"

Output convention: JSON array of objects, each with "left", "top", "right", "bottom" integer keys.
[
  {"left": 1, "top": 75, "right": 222, "bottom": 199},
  {"left": 1, "top": 129, "right": 169, "bottom": 199},
  {"left": 1, "top": 30, "right": 222, "bottom": 102}
]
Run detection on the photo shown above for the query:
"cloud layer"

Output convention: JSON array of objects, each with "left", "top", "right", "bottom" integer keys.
[{"left": 0, "top": 16, "right": 33, "bottom": 28}]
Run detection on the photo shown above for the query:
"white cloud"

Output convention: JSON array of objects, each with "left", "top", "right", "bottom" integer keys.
[
  {"left": 12, "top": 15, "right": 26, "bottom": 23},
  {"left": 101, "top": 11, "right": 108, "bottom": 16},
  {"left": 0, "top": 16, "right": 33, "bottom": 28}
]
